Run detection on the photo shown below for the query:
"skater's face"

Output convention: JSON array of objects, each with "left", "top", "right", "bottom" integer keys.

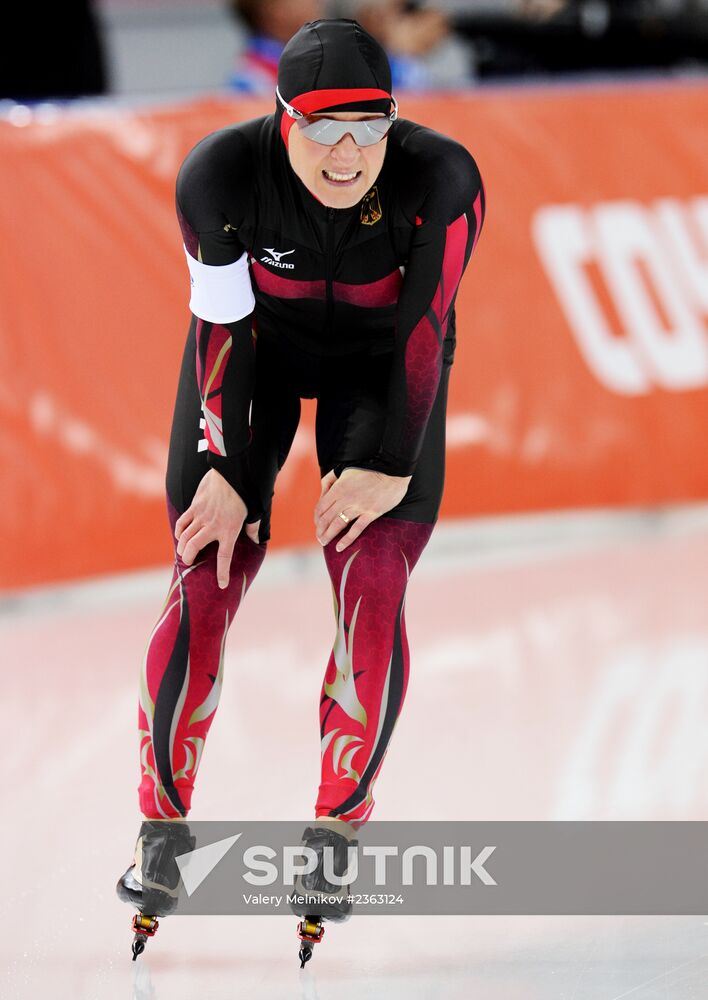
[{"left": 286, "top": 112, "right": 388, "bottom": 209}]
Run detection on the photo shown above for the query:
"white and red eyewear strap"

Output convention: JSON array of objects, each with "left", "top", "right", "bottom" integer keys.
[{"left": 277, "top": 86, "right": 397, "bottom": 144}]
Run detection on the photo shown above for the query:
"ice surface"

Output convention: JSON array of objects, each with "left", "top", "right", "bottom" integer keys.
[{"left": 3, "top": 510, "right": 708, "bottom": 999}]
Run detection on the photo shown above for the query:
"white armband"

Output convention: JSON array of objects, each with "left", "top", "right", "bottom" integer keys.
[{"left": 184, "top": 246, "right": 255, "bottom": 324}]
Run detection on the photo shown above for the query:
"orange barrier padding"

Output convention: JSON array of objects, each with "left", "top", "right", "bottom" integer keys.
[{"left": 1, "top": 82, "right": 707, "bottom": 590}]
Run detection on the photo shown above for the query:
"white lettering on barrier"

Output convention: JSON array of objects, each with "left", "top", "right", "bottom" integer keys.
[
  {"left": 532, "top": 197, "right": 708, "bottom": 395},
  {"left": 654, "top": 197, "right": 708, "bottom": 314}
]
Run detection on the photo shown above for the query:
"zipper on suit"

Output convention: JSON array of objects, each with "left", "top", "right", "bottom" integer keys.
[{"left": 325, "top": 207, "right": 335, "bottom": 333}]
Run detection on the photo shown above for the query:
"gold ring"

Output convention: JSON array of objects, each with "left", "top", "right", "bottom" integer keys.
[{"left": 338, "top": 512, "right": 350, "bottom": 524}]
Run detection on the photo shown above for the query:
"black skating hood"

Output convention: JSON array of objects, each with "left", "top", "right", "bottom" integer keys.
[{"left": 276, "top": 19, "right": 394, "bottom": 147}]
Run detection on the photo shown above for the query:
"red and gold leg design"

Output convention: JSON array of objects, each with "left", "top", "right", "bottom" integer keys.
[
  {"left": 137, "top": 499, "right": 266, "bottom": 818},
  {"left": 315, "top": 517, "right": 434, "bottom": 829}
]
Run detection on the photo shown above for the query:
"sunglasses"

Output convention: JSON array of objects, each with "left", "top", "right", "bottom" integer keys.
[{"left": 276, "top": 87, "right": 398, "bottom": 146}]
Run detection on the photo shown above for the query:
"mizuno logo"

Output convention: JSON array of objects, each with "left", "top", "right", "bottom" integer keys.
[{"left": 261, "top": 247, "right": 295, "bottom": 269}]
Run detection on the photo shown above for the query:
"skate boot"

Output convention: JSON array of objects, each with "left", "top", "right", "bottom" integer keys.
[
  {"left": 289, "top": 821, "right": 358, "bottom": 968},
  {"left": 116, "top": 819, "right": 196, "bottom": 960}
]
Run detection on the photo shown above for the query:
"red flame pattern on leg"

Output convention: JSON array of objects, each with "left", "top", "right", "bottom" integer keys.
[{"left": 315, "top": 517, "right": 434, "bottom": 829}]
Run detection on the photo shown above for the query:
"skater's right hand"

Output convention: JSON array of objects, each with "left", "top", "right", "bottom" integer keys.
[{"left": 174, "top": 469, "right": 259, "bottom": 589}]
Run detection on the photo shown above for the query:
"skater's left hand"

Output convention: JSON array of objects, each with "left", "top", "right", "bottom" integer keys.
[{"left": 314, "top": 468, "right": 412, "bottom": 551}]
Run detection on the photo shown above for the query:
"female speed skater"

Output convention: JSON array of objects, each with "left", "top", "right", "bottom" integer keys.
[{"left": 116, "top": 17, "right": 485, "bottom": 966}]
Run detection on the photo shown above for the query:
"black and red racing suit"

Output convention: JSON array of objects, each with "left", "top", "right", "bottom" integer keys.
[{"left": 138, "top": 112, "right": 485, "bottom": 825}]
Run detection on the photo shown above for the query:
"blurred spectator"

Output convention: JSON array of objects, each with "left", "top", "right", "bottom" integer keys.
[
  {"left": 2, "top": 0, "right": 107, "bottom": 101},
  {"left": 336, "top": 0, "right": 475, "bottom": 87},
  {"left": 515, "top": 0, "right": 568, "bottom": 17},
  {"left": 451, "top": 0, "right": 708, "bottom": 78},
  {"left": 228, "top": 0, "right": 324, "bottom": 93}
]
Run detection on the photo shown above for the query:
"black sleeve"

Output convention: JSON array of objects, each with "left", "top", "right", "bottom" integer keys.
[
  {"left": 354, "top": 136, "right": 485, "bottom": 478},
  {"left": 175, "top": 130, "right": 264, "bottom": 520}
]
